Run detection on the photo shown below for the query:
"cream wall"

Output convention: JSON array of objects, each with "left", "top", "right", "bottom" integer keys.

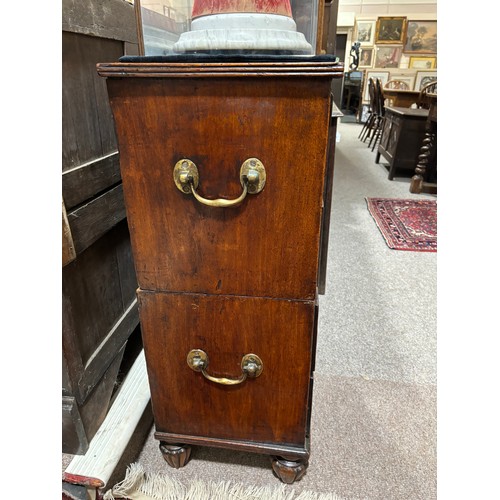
[{"left": 337, "top": 0, "right": 437, "bottom": 92}]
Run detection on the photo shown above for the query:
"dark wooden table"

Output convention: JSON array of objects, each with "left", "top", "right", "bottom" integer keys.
[{"left": 376, "top": 106, "right": 429, "bottom": 180}]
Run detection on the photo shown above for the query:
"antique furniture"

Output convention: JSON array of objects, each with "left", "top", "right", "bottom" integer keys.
[
  {"left": 383, "top": 80, "right": 410, "bottom": 107},
  {"left": 319, "top": 101, "right": 343, "bottom": 295},
  {"left": 359, "top": 77, "right": 377, "bottom": 142},
  {"left": 416, "top": 80, "right": 437, "bottom": 109},
  {"left": 360, "top": 77, "right": 388, "bottom": 150},
  {"left": 411, "top": 93, "right": 437, "bottom": 194},
  {"left": 376, "top": 106, "right": 429, "bottom": 180},
  {"left": 97, "top": 55, "right": 343, "bottom": 483},
  {"left": 380, "top": 88, "right": 420, "bottom": 108},
  {"left": 62, "top": 0, "right": 142, "bottom": 455},
  {"left": 385, "top": 79, "right": 409, "bottom": 90}
]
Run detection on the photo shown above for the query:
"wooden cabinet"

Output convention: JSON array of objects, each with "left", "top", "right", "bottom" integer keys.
[
  {"left": 375, "top": 106, "right": 429, "bottom": 180},
  {"left": 62, "top": 0, "right": 141, "bottom": 455},
  {"left": 98, "top": 57, "right": 342, "bottom": 482}
]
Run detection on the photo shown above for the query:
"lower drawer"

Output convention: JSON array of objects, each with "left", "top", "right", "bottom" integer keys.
[{"left": 138, "top": 290, "right": 315, "bottom": 449}]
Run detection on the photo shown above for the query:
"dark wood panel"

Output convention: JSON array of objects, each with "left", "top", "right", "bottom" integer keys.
[
  {"left": 62, "top": 396, "right": 89, "bottom": 455},
  {"left": 62, "top": 0, "right": 141, "bottom": 456},
  {"left": 154, "top": 431, "right": 310, "bottom": 459},
  {"left": 79, "top": 300, "right": 139, "bottom": 401},
  {"left": 139, "top": 291, "right": 315, "bottom": 446},
  {"left": 62, "top": 152, "right": 121, "bottom": 210},
  {"left": 62, "top": 31, "right": 122, "bottom": 170},
  {"left": 67, "top": 184, "right": 126, "bottom": 255},
  {"left": 62, "top": 0, "right": 138, "bottom": 43},
  {"left": 62, "top": 345, "right": 126, "bottom": 455},
  {"left": 62, "top": 200, "right": 76, "bottom": 266},
  {"left": 318, "top": 106, "right": 339, "bottom": 295},
  {"left": 124, "top": 41, "right": 140, "bottom": 56},
  {"left": 114, "top": 224, "right": 139, "bottom": 307},
  {"left": 106, "top": 76, "right": 332, "bottom": 300},
  {"left": 62, "top": 220, "right": 133, "bottom": 371},
  {"left": 77, "top": 345, "right": 126, "bottom": 443},
  {"left": 376, "top": 106, "right": 429, "bottom": 180}
]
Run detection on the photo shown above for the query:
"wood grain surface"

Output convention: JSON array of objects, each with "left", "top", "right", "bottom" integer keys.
[
  {"left": 106, "top": 74, "right": 333, "bottom": 300},
  {"left": 138, "top": 290, "right": 315, "bottom": 446}
]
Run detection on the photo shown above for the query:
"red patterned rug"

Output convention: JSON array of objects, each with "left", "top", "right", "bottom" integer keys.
[{"left": 366, "top": 198, "right": 437, "bottom": 252}]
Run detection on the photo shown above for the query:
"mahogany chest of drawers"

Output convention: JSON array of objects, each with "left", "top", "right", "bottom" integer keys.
[{"left": 98, "top": 56, "right": 342, "bottom": 483}]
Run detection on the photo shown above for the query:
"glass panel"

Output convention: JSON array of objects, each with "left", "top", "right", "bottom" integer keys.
[{"left": 135, "top": 0, "right": 319, "bottom": 56}]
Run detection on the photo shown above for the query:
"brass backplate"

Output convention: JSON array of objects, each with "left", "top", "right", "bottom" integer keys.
[
  {"left": 174, "top": 159, "right": 199, "bottom": 193},
  {"left": 187, "top": 349, "right": 207, "bottom": 371},
  {"left": 240, "top": 158, "right": 266, "bottom": 194},
  {"left": 241, "top": 353, "right": 264, "bottom": 377}
]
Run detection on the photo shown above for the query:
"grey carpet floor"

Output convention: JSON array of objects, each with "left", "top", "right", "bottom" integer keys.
[{"left": 127, "top": 119, "right": 437, "bottom": 500}]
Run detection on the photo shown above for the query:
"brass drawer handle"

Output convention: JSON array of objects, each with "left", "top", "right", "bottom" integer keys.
[
  {"left": 187, "top": 349, "right": 263, "bottom": 385},
  {"left": 173, "top": 158, "right": 266, "bottom": 207}
]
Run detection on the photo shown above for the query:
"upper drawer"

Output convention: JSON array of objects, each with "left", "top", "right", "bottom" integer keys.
[{"left": 106, "top": 76, "right": 332, "bottom": 300}]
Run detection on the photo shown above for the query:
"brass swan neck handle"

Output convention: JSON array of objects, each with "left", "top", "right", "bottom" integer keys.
[
  {"left": 173, "top": 158, "right": 266, "bottom": 208},
  {"left": 187, "top": 349, "right": 263, "bottom": 386}
]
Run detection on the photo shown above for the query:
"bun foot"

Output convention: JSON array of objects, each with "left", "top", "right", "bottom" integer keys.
[
  {"left": 271, "top": 456, "right": 309, "bottom": 484},
  {"left": 159, "top": 442, "right": 192, "bottom": 468}
]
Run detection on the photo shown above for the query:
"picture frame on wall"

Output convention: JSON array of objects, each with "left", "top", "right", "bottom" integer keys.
[
  {"left": 404, "top": 20, "right": 437, "bottom": 54},
  {"left": 409, "top": 56, "right": 437, "bottom": 69},
  {"left": 355, "top": 20, "right": 376, "bottom": 46},
  {"left": 359, "top": 47, "right": 374, "bottom": 68},
  {"left": 362, "top": 71, "right": 390, "bottom": 102},
  {"left": 415, "top": 71, "right": 437, "bottom": 90},
  {"left": 375, "top": 17, "right": 407, "bottom": 44},
  {"left": 374, "top": 45, "right": 403, "bottom": 68}
]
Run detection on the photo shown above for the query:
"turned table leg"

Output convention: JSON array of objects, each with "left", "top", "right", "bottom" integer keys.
[
  {"left": 271, "top": 456, "right": 309, "bottom": 484},
  {"left": 410, "top": 127, "right": 435, "bottom": 194},
  {"left": 159, "top": 442, "right": 192, "bottom": 468}
]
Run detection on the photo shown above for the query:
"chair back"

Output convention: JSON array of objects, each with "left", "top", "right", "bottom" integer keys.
[
  {"left": 417, "top": 80, "right": 437, "bottom": 109},
  {"left": 376, "top": 78, "right": 386, "bottom": 116},
  {"left": 384, "top": 79, "right": 410, "bottom": 90},
  {"left": 368, "top": 77, "right": 377, "bottom": 113}
]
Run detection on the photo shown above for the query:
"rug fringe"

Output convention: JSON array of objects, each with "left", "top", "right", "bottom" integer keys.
[{"left": 103, "top": 463, "right": 346, "bottom": 500}]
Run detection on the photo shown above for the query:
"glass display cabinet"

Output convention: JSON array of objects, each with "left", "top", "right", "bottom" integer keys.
[{"left": 134, "top": 0, "right": 320, "bottom": 55}]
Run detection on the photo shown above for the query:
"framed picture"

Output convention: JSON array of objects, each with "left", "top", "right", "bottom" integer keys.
[
  {"left": 362, "top": 71, "right": 390, "bottom": 102},
  {"left": 359, "top": 47, "right": 374, "bottom": 68},
  {"left": 415, "top": 71, "right": 437, "bottom": 90},
  {"left": 404, "top": 20, "right": 437, "bottom": 53},
  {"left": 375, "top": 17, "right": 407, "bottom": 44},
  {"left": 409, "top": 56, "right": 436, "bottom": 69},
  {"left": 388, "top": 74, "right": 415, "bottom": 90},
  {"left": 355, "top": 20, "right": 376, "bottom": 46},
  {"left": 374, "top": 45, "right": 403, "bottom": 68}
]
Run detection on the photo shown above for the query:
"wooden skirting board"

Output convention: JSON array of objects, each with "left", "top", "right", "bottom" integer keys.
[{"left": 63, "top": 350, "right": 151, "bottom": 489}]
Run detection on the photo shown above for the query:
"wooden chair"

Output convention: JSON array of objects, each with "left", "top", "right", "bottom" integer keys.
[
  {"left": 417, "top": 80, "right": 437, "bottom": 109},
  {"left": 359, "top": 78, "right": 377, "bottom": 142},
  {"left": 368, "top": 78, "right": 386, "bottom": 151},
  {"left": 385, "top": 79, "right": 410, "bottom": 90}
]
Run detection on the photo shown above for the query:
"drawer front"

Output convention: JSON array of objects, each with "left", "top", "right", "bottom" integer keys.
[
  {"left": 108, "top": 77, "right": 331, "bottom": 300},
  {"left": 138, "top": 290, "right": 315, "bottom": 447}
]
